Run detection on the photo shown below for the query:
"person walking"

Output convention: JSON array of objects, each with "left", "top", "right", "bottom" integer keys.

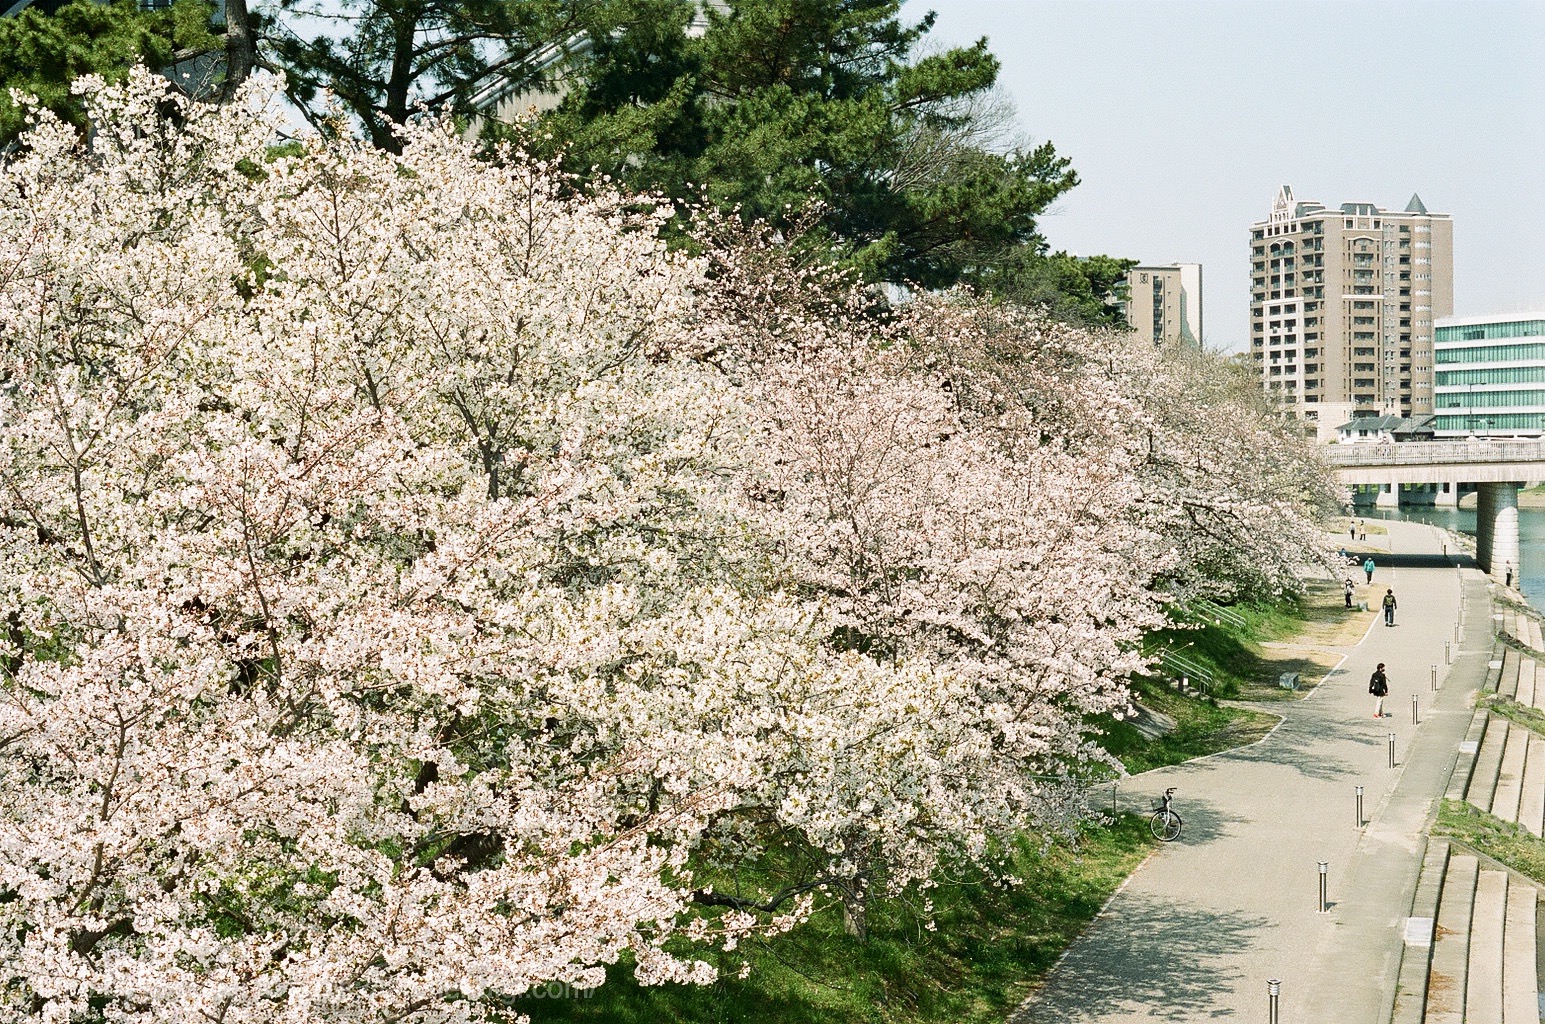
[
  {"left": 1382, "top": 588, "right": 1397, "bottom": 626},
  {"left": 1350, "top": 522, "right": 1357, "bottom": 540},
  {"left": 1364, "top": 556, "right": 1376, "bottom": 584},
  {"left": 1506, "top": 561, "right": 1515, "bottom": 588},
  {"left": 1369, "top": 663, "right": 1390, "bottom": 718},
  {"left": 1344, "top": 578, "right": 1355, "bottom": 609}
]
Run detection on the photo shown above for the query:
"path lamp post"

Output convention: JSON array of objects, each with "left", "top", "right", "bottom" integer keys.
[
  {"left": 1355, "top": 785, "right": 1364, "bottom": 828},
  {"left": 1268, "top": 979, "right": 1281, "bottom": 1024},
  {"left": 1317, "top": 861, "right": 1329, "bottom": 913}
]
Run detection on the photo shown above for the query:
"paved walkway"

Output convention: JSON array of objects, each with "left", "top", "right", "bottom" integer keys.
[{"left": 1013, "top": 520, "right": 1493, "bottom": 1023}]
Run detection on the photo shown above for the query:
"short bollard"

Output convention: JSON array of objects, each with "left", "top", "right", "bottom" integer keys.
[
  {"left": 1268, "top": 978, "right": 1281, "bottom": 1024},
  {"left": 1355, "top": 785, "right": 1364, "bottom": 828},
  {"left": 1431, "top": 664, "right": 1437, "bottom": 691},
  {"left": 1455, "top": 621, "right": 1461, "bottom": 645},
  {"left": 1413, "top": 694, "right": 1420, "bottom": 725},
  {"left": 1388, "top": 732, "right": 1397, "bottom": 768},
  {"left": 1445, "top": 640, "right": 1452, "bottom": 665},
  {"left": 1318, "top": 861, "right": 1328, "bottom": 913},
  {"left": 1111, "top": 780, "right": 1118, "bottom": 817}
]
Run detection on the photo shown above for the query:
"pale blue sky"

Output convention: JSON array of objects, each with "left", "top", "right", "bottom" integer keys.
[{"left": 906, "top": 0, "right": 1545, "bottom": 351}]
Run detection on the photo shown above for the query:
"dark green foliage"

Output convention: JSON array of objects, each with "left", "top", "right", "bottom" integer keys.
[
  {"left": 267, "top": 0, "right": 608, "bottom": 152},
  {"left": 975, "top": 249, "right": 1138, "bottom": 328},
  {"left": 0, "top": 0, "right": 218, "bottom": 146},
  {"left": 526, "top": 0, "right": 1121, "bottom": 298}
]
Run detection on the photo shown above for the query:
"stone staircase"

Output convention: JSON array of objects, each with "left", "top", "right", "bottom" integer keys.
[
  {"left": 1393, "top": 841, "right": 1540, "bottom": 1024},
  {"left": 1500, "top": 604, "right": 1545, "bottom": 655},
  {"left": 1392, "top": 626, "right": 1545, "bottom": 1023},
  {"left": 1466, "top": 645, "right": 1545, "bottom": 836}
]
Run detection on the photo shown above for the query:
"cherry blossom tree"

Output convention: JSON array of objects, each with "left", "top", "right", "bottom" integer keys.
[
  {"left": 0, "top": 70, "right": 807, "bottom": 1021},
  {"left": 0, "top": 69, "right": 1342, "bottom": 1018}
]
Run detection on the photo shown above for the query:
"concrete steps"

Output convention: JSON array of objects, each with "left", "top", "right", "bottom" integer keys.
[
  {"left": 1494, "top": 724, "right": 1529, "bottom": 823},
  {"left": 1467, "top": 643, "right": 1545, "bottom": 831},
  {"left": 1412, "top": 854, "right": 1540, "bottom": 1024},
  {"left": 1499, "top": 646, "right": 1521, "bottom": 699},
  {"left": 1426, "top": 852, "right": 1477, "bottom": 1024},
  {"left": 1468, "top": 717, "right": 1509, "bottom": 814},
  {"left": 1519, "top": 732, "right": 1545, "bottom": 838},
  {"left": 1503, "top": 877, "right": 1538, "bottom": 1024}
]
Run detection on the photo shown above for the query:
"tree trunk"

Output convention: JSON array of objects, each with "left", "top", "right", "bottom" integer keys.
[
  {"left": 219, "top": 0, "right": 256, "bottom": 101},
  {"left": 840, "top": 891, "right": 867, "bottom": 941}
]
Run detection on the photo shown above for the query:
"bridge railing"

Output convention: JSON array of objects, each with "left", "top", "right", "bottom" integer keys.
[{"left": 1321, "top": 440, "right": 1545, "bottom": 467}]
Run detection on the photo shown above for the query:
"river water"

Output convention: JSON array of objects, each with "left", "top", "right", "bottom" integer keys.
[{"left": 1365, "top": 505, "right": 1545, "bottom": 613}]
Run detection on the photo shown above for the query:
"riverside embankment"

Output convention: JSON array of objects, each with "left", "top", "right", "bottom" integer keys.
[{"left": 1012, "top": 519, "right": 1491, "bottom": 1023}]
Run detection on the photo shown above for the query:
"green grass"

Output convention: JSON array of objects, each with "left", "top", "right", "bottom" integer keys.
[
  {"left": 1484, "top": 696, "right": 1545, "bottom": 737},
  {"left": 515, "top": 816, "right": 1155, "bottom": 1024},
  {"left": 1145, "top": 594, "right": 1334, "bottom": 703},
  {"left": 1090, "top": 593, "right": 1333, "bottom": 774},
  {"left": 1434, "top": 799, "right": 1545, "bottom": 884},
  {"left": 1096, "top": 679, "right": 1279, "bottom": 775}
]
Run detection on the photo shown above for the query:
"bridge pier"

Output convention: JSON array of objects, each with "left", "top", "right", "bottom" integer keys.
[
  {"left": 1434, "top": 482, "right": 1459, "bottom": 508},
  {"left": 1375, "top": 480, "right": 1399, "bottom": 508},
  {"left": 1475, "top": 481, "right": 1521, "bottom": 578}
]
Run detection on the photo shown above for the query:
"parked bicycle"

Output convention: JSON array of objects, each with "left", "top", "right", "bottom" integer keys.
[{"left": 1149, "top": 787, "right": 1182, "bottom": 842}]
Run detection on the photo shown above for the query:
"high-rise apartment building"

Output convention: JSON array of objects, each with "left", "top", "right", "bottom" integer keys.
[
  {"left": 1249, "top": 186, "right": 1452, "bottom": 434},
  {"left": 1123, "top": 263, "right": 1202, "bottom": 346}
]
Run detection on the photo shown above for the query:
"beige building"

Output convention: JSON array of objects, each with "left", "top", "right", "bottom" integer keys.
[
  {"left": 1249, "top": 186, "right": 1453, "bottom": 437},
  {"left": 1124, "top": 263, "right": 1202, "bottom": 346}
]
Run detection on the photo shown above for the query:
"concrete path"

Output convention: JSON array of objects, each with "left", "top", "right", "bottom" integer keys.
[{"left": 1012, "top": 520, "right": 1493, "bottom": 1023}]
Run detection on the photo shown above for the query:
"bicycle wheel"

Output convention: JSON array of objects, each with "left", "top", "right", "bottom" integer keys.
[{"left": 1149, "top": 809, "right": 1182, "bottom": 842}]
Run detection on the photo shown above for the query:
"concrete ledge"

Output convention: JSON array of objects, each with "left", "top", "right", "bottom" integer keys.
[{"left": 1392, "top": 839, "right": 1450, "bottom": 1024}]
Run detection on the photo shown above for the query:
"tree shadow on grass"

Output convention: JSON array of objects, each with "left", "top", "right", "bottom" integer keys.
[{"left": 1010, "top": 897, "right": 1269, "bottom": 1022}]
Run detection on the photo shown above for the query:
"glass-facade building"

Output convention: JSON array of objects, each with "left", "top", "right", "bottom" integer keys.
[{"left": 1433, "top": 315, "right": 1545, "bottom": 436}]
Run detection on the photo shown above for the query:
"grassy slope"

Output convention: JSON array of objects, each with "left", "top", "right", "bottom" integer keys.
[
  {"left": 1099, "top": 683, "right": 1278, "bottom": 776},
  {"left": 519, "top": 817, "right": 1154, "bottom": 1024},
  {"left": 1434, "top": 799, "right": 1545, "bottom": 884},
  {"left": 1098, "top": 583, "right": 1371, "bottom": 774}
]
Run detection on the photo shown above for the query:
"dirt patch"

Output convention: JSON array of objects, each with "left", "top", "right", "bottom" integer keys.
[
  {"left": 1424, "top": 969, "right": 1457, "bottom": 1014},
  {"left": 1235, "top": 645, "right": 1346, "bottom": 702},
  {"left": 1287, "top": 579, "right": 1379, "bottom": 648}
]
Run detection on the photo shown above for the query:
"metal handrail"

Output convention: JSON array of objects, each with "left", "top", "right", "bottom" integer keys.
[
  {"left": 1192, "top": 599, "right": 1247, "bottom": 630},
  {"left": 1150, "top": 648, "right": 1214, "bottom": 690}
]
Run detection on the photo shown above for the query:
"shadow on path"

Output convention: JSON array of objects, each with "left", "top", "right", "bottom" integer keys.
[
  {"left": 1111, "top": 781, "right": 1246, "bottom": 847},
  {"left": 1218, "top": 712, "right": 1381, "bottom": 782},
  {"left": 1362, "top": 552, "right": 1477, "bottom": 570},
  {"left": 1012, "top": 898, "right": 1268, "bottom": 1022}
]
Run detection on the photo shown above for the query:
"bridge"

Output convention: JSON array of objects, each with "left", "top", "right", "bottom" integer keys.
[{"left": 1322, "top": 439, "right": 1545, "bottom": 576}]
